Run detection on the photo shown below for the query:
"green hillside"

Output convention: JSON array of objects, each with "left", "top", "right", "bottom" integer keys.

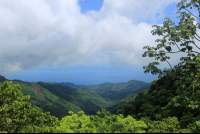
[
  {"left": 54, "top": 80, "right": 151, "bottom": 113},
  {"left": 37, "top": 82, "right": 112, "bottom": 115},
  {"left": 70, "top": 80, "right": 150, "bottom": 100},
  {"left": 0, "top": 77, "right": 81, "bottom": 120},
  {"left": 0, "top": 75, "right": 150, "bottom": 120},
  {"left": 36, "top": 80, "right": 151, "bottom": 116}
]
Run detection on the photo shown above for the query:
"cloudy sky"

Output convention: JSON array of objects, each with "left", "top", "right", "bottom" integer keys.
[{"left": 0, "top": 0, "right": 199, "bottom": 85}]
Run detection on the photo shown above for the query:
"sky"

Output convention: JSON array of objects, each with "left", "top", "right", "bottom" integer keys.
[{"left": 0, "top": 0, "right": 200, "bottom": 85}]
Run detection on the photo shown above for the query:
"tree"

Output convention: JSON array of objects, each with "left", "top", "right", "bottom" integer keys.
[
  {"left": 57, "top": 109, "right": 147, "bottom": 133},
  {"left": 0, "top": 81, "right": 64, "bottom": 133},
  {"left": 142, "top": 0, "right": 200, "bottom": 95},
  {"left": 140, "top": 116, "right": 191, "bottom": 133}
]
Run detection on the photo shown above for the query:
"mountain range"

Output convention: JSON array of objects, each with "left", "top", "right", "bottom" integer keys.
[{"left": 0, "top": 75, "right": 151, "bottom": 120}]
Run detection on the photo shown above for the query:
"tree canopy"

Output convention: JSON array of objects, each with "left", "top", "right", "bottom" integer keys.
[{"left": 142, "top": 0, "right": 200, "bottom": 95}]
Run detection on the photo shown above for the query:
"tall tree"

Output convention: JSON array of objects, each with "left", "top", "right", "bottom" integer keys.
[{"left": 142, "top": 0, "right": 200, "bottom": 95}]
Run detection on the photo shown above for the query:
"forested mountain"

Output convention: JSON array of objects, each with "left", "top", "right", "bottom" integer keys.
[
  {"left": 56, "top": 80, "right": 150, "bottom": 101},
  {"left": 36, "top": 82, "right": 112, "bottom": 116},
  {"left": 0, "top": 76, "right": 82, "bottom": 120},
  {"left": 0, "top": 75, "right": 150, "bottom": 120}
]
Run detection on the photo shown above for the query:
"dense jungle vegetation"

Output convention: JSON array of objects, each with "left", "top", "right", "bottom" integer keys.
[{"left": 2, "top": 0, "right": 200, "bottom": 133}]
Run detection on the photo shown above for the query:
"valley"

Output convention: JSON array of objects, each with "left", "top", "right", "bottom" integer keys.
[{"left": 0, "top": 75, "right": 150, "bottom": 120}]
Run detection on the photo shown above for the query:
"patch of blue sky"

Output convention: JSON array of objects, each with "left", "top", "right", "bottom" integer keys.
[
  {"left": 156, "top": 2, "right": 200, "bottom": 25},
  {"left": 158, "top": 2, "right": 180, "bottom": 25},
  {"left": 78, "top": 0, "right": 104, "bottom": 14}
]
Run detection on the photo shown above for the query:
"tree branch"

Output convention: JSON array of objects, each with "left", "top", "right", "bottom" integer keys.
[
  {"left": 190, "top": 37, "right": 200, "bottom": 50},
  {"left": 194, "top": 35, "right": 200, "bottom": 41},
  {"left": 184, "top": 8, "right": 200, "bottom": 20},
  {"left": 191, "top": 50, "right": 200, "bottom": 54},
  {"left": 166, "top": 59, "right": 173, "bottom": 69},
  {"left": 174, "top": 42, "right": 181, "bottom": 51},
  {"left": 195, "top": 33, "right": 200, "bottom": 39}
]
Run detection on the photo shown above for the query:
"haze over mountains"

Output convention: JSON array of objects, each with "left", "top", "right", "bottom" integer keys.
[{"left": 0, "top": 75, "right": 151, "bottom": 120}]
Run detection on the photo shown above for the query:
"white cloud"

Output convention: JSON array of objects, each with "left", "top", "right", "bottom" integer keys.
[
  {"left": 0, "top": 62, "right": 23, "bottom": 75},
  {"left": 0, "top": 0, "right": 198, "bottom": 75},
  {"left": 100, "top": 0, "right": 180, "bottom": 23}
]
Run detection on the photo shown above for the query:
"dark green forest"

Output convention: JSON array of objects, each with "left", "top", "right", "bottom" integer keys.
[{"left": 2, "top": 0, "right": 200, "bottom": 133}]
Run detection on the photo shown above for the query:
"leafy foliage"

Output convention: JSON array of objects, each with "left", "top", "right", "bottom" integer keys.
[
  {"left": 140, "top": 116, "right": 191, "bottom": 133},
  {"left": 117, "top": 75, "right": 200, "bottom": 129},
  {"left": 57, "top": 109, "right": 147, "bottom": 133},
  {"left": 142, "top": 0, "right": 200, "bottom": 93},
  {"left": 0, "top": 81, "right": 63, "bottom": 133}
]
